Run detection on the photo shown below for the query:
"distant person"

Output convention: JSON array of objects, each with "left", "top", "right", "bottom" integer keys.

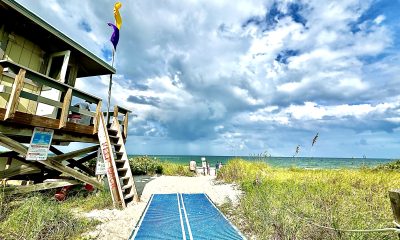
[
  {"left": 207, "top": 162, "right": 210, "bottom": 175},
  {"left": 215, "top": 162, "right": 219, "bottom": 175},
  {"left": 218, "top": 161, "right": 223, "bottom": 169},
  {"left": 189, "top": 160, "right": 196, "bottom": 172},
  {"left": 202, "top": 160, "right": 207, "bottom": 176}
]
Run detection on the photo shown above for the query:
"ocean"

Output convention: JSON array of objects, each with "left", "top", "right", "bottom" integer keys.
[{"left": 128, "top": 155, "right": 395, "bottom": 169}]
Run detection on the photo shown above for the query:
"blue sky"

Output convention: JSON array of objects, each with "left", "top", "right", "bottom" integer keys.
[{"left": 17, "top": 0, "right": 400, "bottom": 158}]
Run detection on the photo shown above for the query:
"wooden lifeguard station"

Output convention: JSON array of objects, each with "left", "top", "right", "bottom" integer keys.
[{"left": 0, "top": 0, "right": 138, "bottom": 208}]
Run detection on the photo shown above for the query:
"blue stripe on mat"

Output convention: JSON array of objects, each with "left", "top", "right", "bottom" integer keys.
[
  {"left": 130, "top": 193, "right": 245, "bottom": 240},
  {"left": 182, "top": 193, "right": 244, "bottom": 240},
  {"left": 131, "top": 194, "right": 184, "bottom": 239}
]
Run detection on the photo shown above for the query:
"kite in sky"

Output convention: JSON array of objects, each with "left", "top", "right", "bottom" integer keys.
[
  {"left": 293, "top": 144, "right": 300, "bottom": 157},
  {"left": 312, "top": 132, "right": 319, "bottom": 147}
]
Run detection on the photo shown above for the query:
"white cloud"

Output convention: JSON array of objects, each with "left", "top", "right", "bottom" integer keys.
[{"left": 15, "top": 0, "right": 400, "bottom": 157}]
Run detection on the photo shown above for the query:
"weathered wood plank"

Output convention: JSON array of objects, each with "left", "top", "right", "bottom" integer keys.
[
  {"left": 5, "top": 69, "right": 26, "bottom": 120},
  {"left": 0, "top": 133, "right": 28, "bottom": 155},
  {"left": 0, "top": 135, "right": 102, "bottom": 189},
  {"left": 19, "top": 91, "right": 63, "bottom": 108},
  {"left": 0, "top": 110, "right": 95, "bottom": 135},
  {"left": 93, "top": 100, "right": 102, "bottom": 134},
  {"left": 48, "top": 145, "right": 99, "bottom": 162},
  {"left": 76, "top": 151, "right": 98, "bottom": 164},
  {"left": 3, "top": 180, "right": 80, "bottom": 195},
  {"left": 49, "top": 146, "right": 95, "bottom": 176},
  {"left": 59, "top": 88, "right": 72, "bottom": 128},
  {"left": 0, "top": 123, "right": 99, "bottom": 144},
  {"left": 39, "top": 158, "right": 102, "bottom": 189},
  {"left": 0, "top": 164, "right": 40, "bottom": 179}
]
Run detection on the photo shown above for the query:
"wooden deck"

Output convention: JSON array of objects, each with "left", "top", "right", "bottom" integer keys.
[{"left": 0, "top": 108, "right": 98, "bottom": 143}]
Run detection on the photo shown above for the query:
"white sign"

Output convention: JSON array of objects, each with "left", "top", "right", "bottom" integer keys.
[
  {"left": 95, "top": 148, "right": 106, "bottom": 175},
  {"left": 26, "top": 127, "right": 54, "bottom": 160}
]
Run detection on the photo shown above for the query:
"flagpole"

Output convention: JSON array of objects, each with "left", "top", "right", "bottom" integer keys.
[{"left": 106, "top": 48, "right": 115, "bottom": 125}]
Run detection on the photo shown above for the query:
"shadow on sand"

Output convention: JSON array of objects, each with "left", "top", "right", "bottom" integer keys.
[{"left": 133, "top": 175, "right": 158, "bottom": 198}]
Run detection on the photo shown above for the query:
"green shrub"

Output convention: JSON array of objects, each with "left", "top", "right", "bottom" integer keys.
[
  {"left": 375, "top": 160, "right": 400, "bottom": 171},
  {"left": 129, "top": 156, "right": 162, "bottom": 175},
  {"left": 129, "top": 156, "right": 195, "bottom": 176}
]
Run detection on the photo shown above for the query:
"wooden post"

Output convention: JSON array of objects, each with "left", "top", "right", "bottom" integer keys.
[
  {"left": 93, "top": 100, "right": 102, "bottom": 134},
  {"left": 5, "top": 69, "right": 26, "bottom": 120},
  {"left": 113, "top": 105, "right": 119, "bottom": 124},
  {"left": 123, "top": 112, "right": 128, "bottom": 139},
  {"left": 59, "top": 88, "right": 72, "bottom": 128},
  {"left": 389, "top": 190, "right": 400, "bottom": 225}
]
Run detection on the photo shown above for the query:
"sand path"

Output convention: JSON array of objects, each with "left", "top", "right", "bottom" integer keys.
[{"left": 82, "top": 175, "right": 242, "bottom": 240}]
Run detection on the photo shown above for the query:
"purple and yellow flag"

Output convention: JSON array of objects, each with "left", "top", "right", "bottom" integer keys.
[{"left": 108, "top": 2, "right": 122, "bottom": 50}]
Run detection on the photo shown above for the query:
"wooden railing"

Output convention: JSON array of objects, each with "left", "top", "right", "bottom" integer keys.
[
  {"left": 104, "top": 105, "right": 131, "bottom": 139},
  {"left": 0, "top": 60, "right": 103, "bottom": 134}
]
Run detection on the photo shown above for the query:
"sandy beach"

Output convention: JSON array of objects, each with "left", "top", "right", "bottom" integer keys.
[{"left": 82, "top": 174, "right": 242, "bottom": 240}]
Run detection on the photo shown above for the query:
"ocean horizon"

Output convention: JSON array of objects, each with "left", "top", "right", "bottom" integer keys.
[{"left": 128, "top": 155, "right": 395, "bottom": 169}]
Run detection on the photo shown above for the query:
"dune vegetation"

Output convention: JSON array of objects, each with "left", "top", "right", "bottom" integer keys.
[{"left": 217, "top": 159, "right": 400, "bottom": 239}]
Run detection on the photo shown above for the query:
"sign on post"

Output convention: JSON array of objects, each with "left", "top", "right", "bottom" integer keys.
[
  {"left": 26, "top": 127, "right": 54, "bottom": 160},
  {"left": 95, "top": 148, "right": 106, "bottom": 175}
]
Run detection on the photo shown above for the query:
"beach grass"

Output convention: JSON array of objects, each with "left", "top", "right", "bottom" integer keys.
[
  {"left": 0, "top": 189, "right": 112, "bottom": 240},
  {"left": 218, "top": 159, "right": 399, "bottom": 239}
]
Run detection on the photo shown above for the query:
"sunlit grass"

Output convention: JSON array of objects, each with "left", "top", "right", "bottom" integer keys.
[
  {"left": 0, "top": 188, "right": 112, "bottom": 240},
  {"left": 218, "top": 159, "right": 400, "bottom": 239}
]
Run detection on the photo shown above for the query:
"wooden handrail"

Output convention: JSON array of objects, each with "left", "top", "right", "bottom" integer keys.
[
  {"left": 0, "top": 60, "right": 101, "bottom": 103},
  {"left": 0, "top": 59, "right": 103, "bottom": 126}
]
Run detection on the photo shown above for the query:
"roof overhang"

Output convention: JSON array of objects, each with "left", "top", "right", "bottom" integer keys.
[{"left": 0, "top": 0, "right": 116, "bottom": 77}]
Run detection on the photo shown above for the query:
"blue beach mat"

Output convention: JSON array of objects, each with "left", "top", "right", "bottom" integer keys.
[{"left": 130, "top": 193, "right": 245, "bottom": 240}]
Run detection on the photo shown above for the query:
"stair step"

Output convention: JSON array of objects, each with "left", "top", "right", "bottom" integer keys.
[
  {"left": 115, "top": 159, "right": 125, "bottom": 163},
  {"left": 107, "top": 128, "right": 118, "bottom": 136},
  {"left": 122, "top": 184, "right": 132, "bottom": 190},
  {"left": 113, "top": 144, "right": 122, "bottom": 151},
  {"left": 120, "top": 176, "right": 130, "bottom": 180},
  {"left": 124, "top": 193, "right": 134, "bottom": 200},
  {"left": 109, "top": 135, "right": 119, "bottom": 143},
  {"left": 117, "top": 167, "right": 128, "bottom": 172}
]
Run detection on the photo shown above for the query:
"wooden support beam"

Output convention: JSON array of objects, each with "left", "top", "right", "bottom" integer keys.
[
  {"left": 3, "top": 180, "right": 80, "bottom": 195},
  {"left": 39, "top": 158, "right": 102, "bottom": 189},
  {"left": 0, "top": 151, "right": 19, "bottom": 158},
  {"left": 389, "top": 190, "right": 400, "bottom": 225},
  {"left": 0, "top": 133, "right": 28, "bottom": 155},
  {"left": 49, "top": 146, "right": 95, "bottom": 176},
  {"left": 93, "top": 100, "right": 102, "bottom": 134},
  {"left": 59, "top": 88, "right": 72, "bottom": 129},
  {"left": 5, "top": 157, "right": 12, "bottom": 170},
  {"left": 0, "top": 164, "right": 40, "bottom": 179},
  {"left": 0, "top": 134, "right": 102, "bottom": 189},
  {"left": 48, "top": 145, "right": 99, "bottom": 162},
  {"left": 76, "top": 151, "right": 98, "bottom": 164},
  {"left": 5, "top": 69, "right": 26, "bottom": 120}
]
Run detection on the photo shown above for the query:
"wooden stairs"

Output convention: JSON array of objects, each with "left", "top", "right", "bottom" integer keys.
[{"left": 97, "top": 113, "right": 138, "bottom": 208}]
